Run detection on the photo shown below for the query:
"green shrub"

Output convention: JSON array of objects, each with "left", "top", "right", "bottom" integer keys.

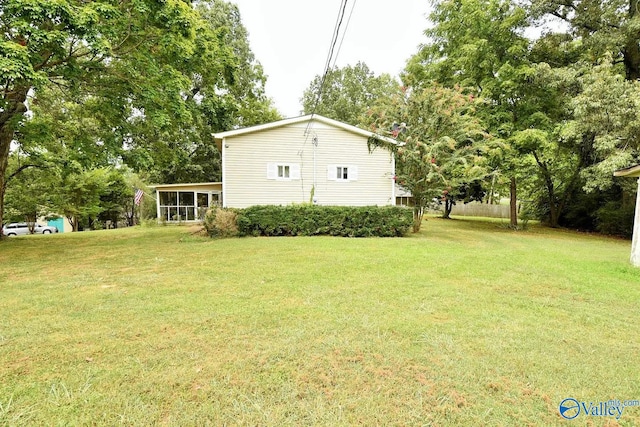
[
  {"left": 203, "top": 207, "right": 239, "bottom": 238},
  {"left": 236, "top": 205, "right": 413, "bottom": 237}
]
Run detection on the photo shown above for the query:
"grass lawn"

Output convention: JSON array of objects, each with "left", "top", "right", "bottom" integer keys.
[{"left": 1, "top": 217, "right": 640, "bottom": 426}]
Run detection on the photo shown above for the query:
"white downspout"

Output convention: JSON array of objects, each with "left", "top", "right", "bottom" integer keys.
[
  {"left": 313, "top": 136, "right": 318, "bottom": 203},
  {"left": 391, "top": 152, "right": 396, "bottom": 206},
  {"left": 156, "top": 189, "right": 161, "bottom": 223},
  {"left": 221, "top": 138, "right": 227, "bottom": 208},
  {"left": 631, "top": 177, "right": 640, "bottom": 266}
]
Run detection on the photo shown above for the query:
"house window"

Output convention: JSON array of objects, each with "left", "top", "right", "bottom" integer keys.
[
  {"left": 328, "top": 164, "right": 358, "bottom": 182},
  {"left": 159, "top": 190, "right": 219, "bottom": 222},
  {"left": 396, "top": 196, "right": 414, "bottom": 207},
  {"left": 267, "top": 163, "right": 300, "bottom": 180},
  {"left": 197, "top": 193, "right": 209, "bottom": 208},
  {"left": 336, "top": 166, "right": 348, "bottom": 180},
  {"left": 278, "top": 165, "right": 290, "bottom": 178},
  {"left": 160, "top": 191, "right": 178, "bottom": 206}
]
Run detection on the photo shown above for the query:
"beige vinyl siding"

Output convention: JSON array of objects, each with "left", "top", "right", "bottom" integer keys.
[{"left": 223, "top": 121, "right": 394, "bottom": 208}]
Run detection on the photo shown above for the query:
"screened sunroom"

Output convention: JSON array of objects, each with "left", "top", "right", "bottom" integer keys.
[{"left": 153, "top": 183, "right": 222, "bottom": 222}]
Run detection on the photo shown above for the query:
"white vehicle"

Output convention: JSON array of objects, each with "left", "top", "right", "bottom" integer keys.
[{"left": 2, "top": 222, "right": 59, "bottom": 236}]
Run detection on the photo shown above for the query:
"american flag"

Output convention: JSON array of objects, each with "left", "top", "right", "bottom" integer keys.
[{"left": 134, "top": 189, "right": 144, "bottom": 206}]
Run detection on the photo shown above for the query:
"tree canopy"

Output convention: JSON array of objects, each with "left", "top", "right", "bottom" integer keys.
[
  {"left": 301, "top": 62, "right": 399, "bottom": 125},
  {"left": 4, "top": 0, "right": 640, "bottom": 237},
  {"left": 398, "top": 0, "right": 640, "bottom": 230},
  {"left": 368, "top": 84, "right": 491, "bottom": 231},
  {"left": 1, "top": 0, "right": 279, "bottom": 233}
]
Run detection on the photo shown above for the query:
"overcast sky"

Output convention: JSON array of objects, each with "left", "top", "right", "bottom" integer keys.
[{"left": 230, "top": 0, "right": 432, "bottom": 118}]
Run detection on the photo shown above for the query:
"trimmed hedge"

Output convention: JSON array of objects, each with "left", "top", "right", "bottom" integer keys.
[{"left": 235, "top": 205, "right": 413, "bottom": 237}]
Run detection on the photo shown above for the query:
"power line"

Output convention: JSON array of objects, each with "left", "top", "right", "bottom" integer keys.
[
  {"left": 300, "top": 0, "right": 356, "bottom": 204},
  {"left": 321, "top": 0, "right": 349, "bottom": 84},
  {"left": 333, "top": 0, "right": 357, "bottom": 70},
  {"left": 315, "top": 0, "right": 348, "bottom": 110},
  {"left": 304, "top": 0, "right": 353, "bottom": 136}
]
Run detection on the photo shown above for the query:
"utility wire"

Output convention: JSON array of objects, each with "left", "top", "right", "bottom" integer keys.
[
  {"left": 304, "top": 0, "right": 352, "bottom": 136},
  {"left": 321, "top": 0, "right": 349, "bottom": 84},
  {"left": 314, "top": 0, "right": 348, "bottom": 110},
  {"left": 300, "top": 0, "right": 355, "bottom": 204},
  {"left": 332, "top": 0, "right": 357, "bottom": 70}
]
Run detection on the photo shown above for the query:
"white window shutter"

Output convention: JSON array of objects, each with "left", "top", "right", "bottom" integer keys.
[
  {"left": 267, "top": 163, "right": 277, "bottom": 179},
  {"left": 291, "top": 163, "right": 301, "bottom": 180},
  {"left": 327, "top": 164, "right": 336, "bottom": 181},
  {"left": 349, "top": 165, "right": 359, "bottom": 181}
]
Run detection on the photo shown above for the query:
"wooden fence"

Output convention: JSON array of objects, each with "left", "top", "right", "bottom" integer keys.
[{"left": 450, "top": 202, "right": 512, "bottom": 219}]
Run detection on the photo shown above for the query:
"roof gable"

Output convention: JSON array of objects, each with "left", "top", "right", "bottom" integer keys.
[
  {"left": 614, "top": 164, "right": 640, "bottom": 178},
  {"left": 213, "top": 114, "right": 401, "bottom": 146}
]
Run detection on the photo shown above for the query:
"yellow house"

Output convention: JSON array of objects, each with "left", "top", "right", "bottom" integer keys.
[
  {"left": 153, "top": 115, "right": 400, "bottom": 222},
  {"left": 214, "top": 114, "right": 399, "bottom": 209}
]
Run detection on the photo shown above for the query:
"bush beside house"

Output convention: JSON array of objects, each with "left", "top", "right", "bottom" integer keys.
[
  {"left": 203, "top": 207, "right": 239, "bottom": 237},
  {"left": 204, "top": 205, "right": 413, "bottom": 238}
]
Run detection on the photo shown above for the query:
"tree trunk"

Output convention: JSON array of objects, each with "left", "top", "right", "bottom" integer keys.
[
  {"left": 488, "top": 173, "right": 497, "bottom": 204},
  {"left": 532, "top": 151, "right": 561, "bottom": 228},
  {"left": 26, "top": 213, "right": 37, "bottom": 233},
  {"left": 548, "top": 202, "right": 559, "bottom": 228},
  {"left": 0, "top": 153, "right": 8, "bottom": 239},
  {"left": 545, "top": 177, "right": 559, "bottom": 228},
  {"left": 67, "top": 215, "right": 79, "bottom": 232},
  {"left": 413, "top": 205, "right": 424, "bottom": 232},
  {"left": 625, "top": 0, "right": 640, "bottom": 81},
  {"left": 510, "top": 176, "right": 518, "bottom": 228},
  {"left": 443, "top": 199, "right": 453, "bottom": 219},
  {"left": 127, "top": 205, "right": 134, "bottom": 226},
  {"left": 0, "top": 87, "right": 29, "bottom": 239}
]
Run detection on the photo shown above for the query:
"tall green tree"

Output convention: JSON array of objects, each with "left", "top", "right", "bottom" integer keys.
[
  {"left": 3, "top": 153, "right": 57, "bottom": 229},
  {"left": 402, "top": 0, "right": 640, "bottom": 231},
  {"left": 54, "top": 167, "right": 109, "bottom": 232},
  {"left": 567, "top": 61, "right": 640, "bottom": 192},
  {"left": 0, "top": 0, "right": 205, "bottom": 233},
  {"left": 302, "top": 62, "right": 399, "bottom": 125},
  {"left": 404, "top": 0, "right": 531, "bottom": 227},
  {"left": 122, "top": 0, "right": 281, "bottom": 184},
  {"left": 196, "top": 1, "right": 280, "bottom": 128},
  {"left": 368, "top": 84, "right": 490, "bottom": 232},
  {"left": 531, "top": 0, "right": 640, "bottom": 81},
  {"left": 97, "top": 169, "right": 134, "bottom": 229},
  {"left": 404, "top": 0, "right": 530, "bottom": 92},
  {"left": 525, "top": 14, "right": 640, "bottom": 227}
]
